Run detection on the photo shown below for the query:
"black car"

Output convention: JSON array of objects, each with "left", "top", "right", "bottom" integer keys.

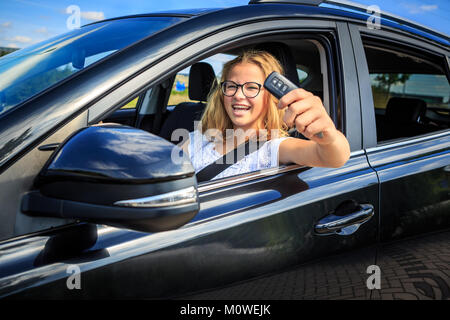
[{"left": 0, "top": 0, "right": 449, "bottom": 300}]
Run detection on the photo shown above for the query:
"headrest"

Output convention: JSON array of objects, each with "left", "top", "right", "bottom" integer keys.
[
  {"left": 385, "top": 97, "right": 426, "bottom": 123},
  {"left": 253, "top": 42, "right": 301, "bottom": 87},
  {"left": 188, "top": 62, "right": 216, "bottom": 101}
]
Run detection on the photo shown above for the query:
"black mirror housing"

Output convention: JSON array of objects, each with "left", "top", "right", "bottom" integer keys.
[{"left": 22, "top": 124, "right": 199, "bottom": 232}]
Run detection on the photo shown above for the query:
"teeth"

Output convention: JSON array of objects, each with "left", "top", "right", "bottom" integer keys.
[{"left": 233, "top": 105, "right": 251, "bottom": 110}]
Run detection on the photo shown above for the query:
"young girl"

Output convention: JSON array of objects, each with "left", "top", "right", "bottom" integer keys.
[{"left": 181, "top": 50, "right": 350, "bottom": 180}]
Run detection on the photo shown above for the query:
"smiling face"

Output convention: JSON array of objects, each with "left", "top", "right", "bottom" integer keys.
[{"left": 223, "top": 62, "right": 268, "bottom": 132}]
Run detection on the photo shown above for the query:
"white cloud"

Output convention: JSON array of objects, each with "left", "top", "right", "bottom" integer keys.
[
  {"left": 1, "top": 22, "right": 12, "bottom": 28},
  {"left": 404, "top": 3, "right": 439, "bottom": 14},
  {"left": 35, "top": 27, "right": 48, "bottom": 34},
  {"left": 7, "top": 43, "right": 19, "bottom": 48},
  {"left": 81, "top": 11, "right": 105, "bottom": 21},
  {"left": 8, "top": 36, "right": 33, "bottom": 43},
  {"left": 63, "top": 6, "right": 105, "bottom": 22},
  {"left": 419, "top": 4, "right": 438, "bottom": 11}
]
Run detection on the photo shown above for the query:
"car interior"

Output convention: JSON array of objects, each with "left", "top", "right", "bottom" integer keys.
[
  {"left": 363, "top": 42, "right": 450, "bottom": 143},
  {"left": 101, "top": 37, "right": 331, "bottom": 147}
]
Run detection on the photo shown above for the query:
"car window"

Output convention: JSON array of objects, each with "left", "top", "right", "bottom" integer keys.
[
  {"left": 363, "top": 42, "right": 450, "bottom": 143},
  {"left": 166, "top": 66, "right": 195, "bottom": 109},
  {"left": 297, "top": 68, "right": 308, "bottom": 84},
  {"left": 0, "top": 17, "right": 183, "bottom": 117},
  {"left": 166, "top": 53, "right": 236, "bottom": 109},
  {"left": 120, "top": 97, "right": 139, "bottom": 110},
  {"left": 94, "top": 37, "right": 337, "bottom": 183},
  {"left": 156, "top": 37, "right": 336, "bottom": 183}
]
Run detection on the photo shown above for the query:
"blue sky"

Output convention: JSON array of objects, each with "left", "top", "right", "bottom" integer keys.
[{"left": 0, "top": 0, "right": 448, "bottom": 49}]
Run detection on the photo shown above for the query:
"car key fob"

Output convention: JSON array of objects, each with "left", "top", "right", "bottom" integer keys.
[{"left": 264, "top": 71, "right": 323, "bottom": 139}]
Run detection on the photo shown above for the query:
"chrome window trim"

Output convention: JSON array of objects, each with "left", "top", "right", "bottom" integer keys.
[{"left": 366, "top": 130, "right": 450, "bottom": 154}]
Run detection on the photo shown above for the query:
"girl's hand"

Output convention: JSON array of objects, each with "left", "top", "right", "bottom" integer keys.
[{"left": 277, "top": 88, "right": 337, "bottom": 145}]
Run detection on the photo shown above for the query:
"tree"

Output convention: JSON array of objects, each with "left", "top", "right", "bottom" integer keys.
[{"left": 374, "top": 73, "right": 411, "bottom": 98}]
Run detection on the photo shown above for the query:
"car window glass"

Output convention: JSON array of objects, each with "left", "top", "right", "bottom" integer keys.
[
  {"left": 370, "top": 73, "right": 449, "bottom": 113},
  {"left": 363, "top": 43, "right": 450, "bottom": 143},
  {"left": 167, "top": 66, "right": 194, "bottom": 109},
  {"left": 297, "top": 68, "right": 308, "bottom": 84},
  {"left": 166, "top": 53, "right": 236, "bottom": 108},
  {"left": 120, "top": 96, "right": 139, "bottom": 110},
  {"left": 0, "top": 17, "right": 183, "bottom": 117}
]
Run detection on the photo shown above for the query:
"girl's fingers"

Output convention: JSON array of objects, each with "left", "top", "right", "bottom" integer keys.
[
  {"left": 303, "top": 118, "right": 337, "bottom": 145},
  {"left": 283, "top": 95, "right": 323, "bottom": 127},
  {"left": 283, "top": 99, "right": 311, "bottom": 127},
  {"left": 277, "top": 88, "right": 314, "bottom": 109},
  {"left": 294, "top": 109, "right": 320, "bottom": 133},
  {"left": 303, "top": 118, "right": 326, "bottom": 138}
]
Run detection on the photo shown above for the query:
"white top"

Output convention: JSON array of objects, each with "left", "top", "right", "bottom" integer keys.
[{"left": 188, "top": 130, "right": 289, "bottom": 180}]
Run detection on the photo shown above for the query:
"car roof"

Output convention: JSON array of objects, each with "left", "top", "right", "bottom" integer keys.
[{"left": 85, "top": 1, "right": 449, "bottom": 47}]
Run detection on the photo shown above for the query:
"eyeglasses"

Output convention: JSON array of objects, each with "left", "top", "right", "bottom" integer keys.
[{"left": 221, "top": 80, "right": 263, "bottom": 98}]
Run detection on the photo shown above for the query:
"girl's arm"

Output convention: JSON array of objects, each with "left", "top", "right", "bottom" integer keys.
[{"left": 278, "top": 88, "right": 350, "bottom": 168}]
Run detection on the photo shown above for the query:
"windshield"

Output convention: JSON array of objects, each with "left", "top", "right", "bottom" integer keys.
[{"left": 0, "top": 16, "right": 183, "bottom": 116}]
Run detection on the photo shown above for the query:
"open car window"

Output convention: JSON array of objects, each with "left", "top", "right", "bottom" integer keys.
[
  {"left": 159, "top": 38, "right": 334, "bottom": 182},
  {"left": 98, "top": 35, "right": 337, "bottom": 184}
]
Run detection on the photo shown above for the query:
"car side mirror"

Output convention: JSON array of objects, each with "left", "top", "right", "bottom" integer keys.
[{"left": 21, "top": 124, "right": 199, "bottom": 233}]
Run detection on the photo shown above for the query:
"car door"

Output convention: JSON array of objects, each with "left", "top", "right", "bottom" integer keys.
[
  {"left": 349, "top": 24, "right": 450, "bottom": 299},
  {"left": 0, "top": 11, "right": 379, "bottom": 299}
]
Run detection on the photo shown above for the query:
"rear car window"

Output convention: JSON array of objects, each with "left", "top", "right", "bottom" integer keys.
[{"left": 363, "top": 43, "right": 450, "bottom": 142}]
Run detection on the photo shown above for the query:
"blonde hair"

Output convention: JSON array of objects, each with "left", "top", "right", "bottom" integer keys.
[{"left": 200, "top": 50, "right": 289, "bottom": 140}]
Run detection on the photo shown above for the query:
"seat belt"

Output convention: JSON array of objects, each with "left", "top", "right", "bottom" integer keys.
[{"left": 196, "top": 139, "right": 267, "bottom": 182}]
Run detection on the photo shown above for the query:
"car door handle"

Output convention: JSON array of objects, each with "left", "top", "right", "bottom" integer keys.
[{"left": 314, "top": 203, "right": 374, "bottom": 236}]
